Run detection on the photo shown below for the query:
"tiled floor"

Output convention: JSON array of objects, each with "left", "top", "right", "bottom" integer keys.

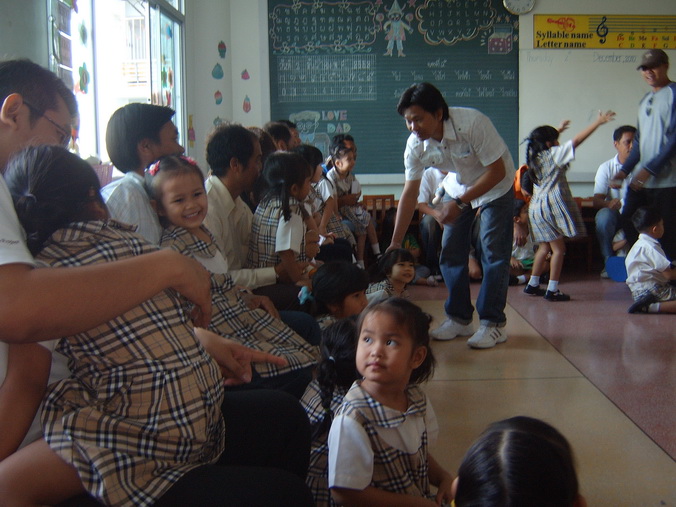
[{"left": 409, "top": 272, "right": 676, "bottom": 506}]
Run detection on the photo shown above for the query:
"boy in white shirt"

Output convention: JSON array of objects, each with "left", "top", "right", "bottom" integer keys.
[{"left": 625, "top": 206, "right": 676, "bottom": 313}]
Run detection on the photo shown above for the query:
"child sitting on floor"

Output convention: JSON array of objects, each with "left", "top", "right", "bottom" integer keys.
[
  {"left": 310, "top": 261, "right": 369, "bottom": 329},
  {"left": 453, "top": 416, "right": 587, "bottom": 507},
  {"left": 366, "top": 248, "right": 415, "bottom": 302},
  {"left": 625, "top": 206, "right": 676, "bottom": 314}
]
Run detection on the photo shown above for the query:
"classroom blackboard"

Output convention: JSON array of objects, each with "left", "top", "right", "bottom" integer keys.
[{"left": 268, "top": 0, "right": 520, "bottom": 174}]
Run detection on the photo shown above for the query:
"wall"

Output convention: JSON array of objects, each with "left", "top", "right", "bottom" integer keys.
[
  {"left": 0, "top": 0, "right": 48, "bottom": 64},
  {"left": 184, "top": 0, "right": 673, "bottom": 197}
]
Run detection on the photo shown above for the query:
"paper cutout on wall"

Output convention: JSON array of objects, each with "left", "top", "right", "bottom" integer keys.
[
  {"left": 218, "top": 41, "right": 227, "bottom": 58},
  {"left": 212, "top": 63, "right": 224, "bottom": 79},
  {"left": 214, "top": 90, "right": 223, "bottom": 105},
  {"left": 188, "top": 115, "right": 195, "bottom": 149},
  {"left": 213, "top": 116, "right": 225, "bottom": 126},
  {"left": 78, "top": 63, "right": 90, "bottom": 94},
  {"left": 241, "top": 69, "right": 250, "bottom": 80},
  {"left": 79, "top": 21, "right": 88, "bottom": 45},
  {"left": 243, "top": 95, "right": 251, "bottom": 113}
]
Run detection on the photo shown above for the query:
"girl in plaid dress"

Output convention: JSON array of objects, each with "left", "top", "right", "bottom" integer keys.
[
  {"left": 247, "top": 151, "right": 314, "bottom": 286},
  {"left": 366, "top": 248, "right": 415, "bottom": 303},
  {"left": 311, "top": 261, "right": 369, "bottom": 329},
  {"left": 0, "top": 146, "right": 313, "bottom": 507},
  {"left": 524, "top": 111, "right": 615, "bottom": 302},
  {"left": 146, "top": 155, "right": 318, "bottom": 398},
  {"left": 328, "top": 298, "right": 453, "bottom": 506},
  {"left": 301, "top": 318, "right": 360, "bottom": 507},
  {"left": 326, "top": 137, "right": 381, "bottom": 268}
]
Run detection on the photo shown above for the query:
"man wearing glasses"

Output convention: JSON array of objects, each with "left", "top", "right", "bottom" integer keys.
[{"left": 615, "top": 49, "right": 676, "bottom": 260}]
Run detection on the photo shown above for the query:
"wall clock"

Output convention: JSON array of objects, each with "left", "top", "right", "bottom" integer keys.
[{"left": 503, "top": 0, "right": 535, "bottom": 15}]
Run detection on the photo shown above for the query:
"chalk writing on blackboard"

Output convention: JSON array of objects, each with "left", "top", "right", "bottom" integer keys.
[
  {"left": 277, "top": 55, "right": 377, "bottom": 102},
  {"left": 416, "top": 0, "right": 496, "bottom": 46},
  {"left": 269, "top": 1, "right": 379, "bottom": 54}
]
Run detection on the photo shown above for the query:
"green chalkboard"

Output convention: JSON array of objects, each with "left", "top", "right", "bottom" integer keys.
[{"left": 268, "top": 0, "right": 519, "bottom": 174}]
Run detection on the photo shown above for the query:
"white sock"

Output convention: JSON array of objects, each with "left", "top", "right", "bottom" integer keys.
[
  {"left": 648, "top": 303, "right": 660, "bottom": 313},
  {"left": 528, "top": 275, "right": 540, "bottom": 287},
  {"left": 517, "top": 275, "right": 527, "bottom": 284},
  {"left": 356, "top": 260, "right": 365, "bottom": 269},
  {"left": 352, "top": 254, "right": 357, "bottom": 263},
  {"left": 547, "top": 280, "right": 559, "bottom": 292},
  {"left": 371, "top": 243, "right": 381, "bottom": 255}
]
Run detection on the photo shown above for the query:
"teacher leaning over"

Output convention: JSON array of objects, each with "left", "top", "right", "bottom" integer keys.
[{"left": 388, "top": 82, "right": 515, "bottom": 349}]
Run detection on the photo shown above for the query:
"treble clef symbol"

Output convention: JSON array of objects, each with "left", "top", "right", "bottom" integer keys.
[{"left": 596, "top": 16, "right": 609, "bottom": 44}]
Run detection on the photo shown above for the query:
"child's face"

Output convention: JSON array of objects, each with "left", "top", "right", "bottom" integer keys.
[
  {"left": 291, "top": 176, "right": 312, "bottom": 200},
  {"left": 305, "top": 229, "right": 320, "bottom": 259},
  {"left": 311, "top": 163, "right": 323, "bottom": 183},
  {"left": 334, "top": 150, "right": 356, "bottom": 176},
  {"left": 335, "top": 290, "right": 368, "bottom": 319},
  {"left": 516, "top": 204, "right": 528, "bottom": 224},
  {"left": 356, "top": 310, "right": 426, "bottom": 388},
  {"left": 389, "top": 259, "right": 415, "bottom": 285},
  {"left": 158, "top": 172, "right": 207, "bottom": 233}
]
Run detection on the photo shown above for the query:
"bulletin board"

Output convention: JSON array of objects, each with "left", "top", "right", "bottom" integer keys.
[{"left": 268, "top": 0, "right": 520, "bottom": 174}]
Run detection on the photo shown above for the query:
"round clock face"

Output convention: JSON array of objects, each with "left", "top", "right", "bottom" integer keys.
[{"left": 503, "top": 0, "right": 535, "bottom": 15}]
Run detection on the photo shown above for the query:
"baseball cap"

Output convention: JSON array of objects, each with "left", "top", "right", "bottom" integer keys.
[{"left": 637, "top": 49, "right": 669, "bottom": 70}]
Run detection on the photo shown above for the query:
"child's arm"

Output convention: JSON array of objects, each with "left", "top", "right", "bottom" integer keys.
[
  {"left": 0, "top": 343, "right": 51, "bottom": 461},
  {"left": 571, "top": 110, "right": 615, "bottom": 149},
  {"left": 278, "top": 249, "right": 310, "bottom": 284},
  {"left": 428, "top": 453, "right": 453, "bottom": 506},
  {"left": 664, "top": 266, "right": 676, "bottom": 281},
  {"left": 331, "top": 486, "right": 437, "bottom": 507}
]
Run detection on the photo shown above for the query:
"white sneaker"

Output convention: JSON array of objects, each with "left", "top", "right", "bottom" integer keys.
[
  {"left": 467, "top": 326, "right": 507, "bottom": 349},
  {"left": 430, "top": 318, "right": 476, "bottom": 341}
]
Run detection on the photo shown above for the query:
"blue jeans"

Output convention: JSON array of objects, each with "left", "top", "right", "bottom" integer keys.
[
  {"left": 419, "top": 213, "right": 442, "bottom": 275},
  {"left": 440, "top": 189, "right": 513, "bottom": 327},
  {"left": 595, "top": 207, "right": 621, "bottom": 261}
]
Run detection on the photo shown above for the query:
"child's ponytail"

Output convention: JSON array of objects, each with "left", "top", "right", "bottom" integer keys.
[
  {"left": 312, "top": 318, "right": 360, "bottom": 440},
  {"left": 261, "top": 152, "right": 312, "bottom": 222},
  {"left": 525, "top": 125, "right": 559, "bottom": 185}
]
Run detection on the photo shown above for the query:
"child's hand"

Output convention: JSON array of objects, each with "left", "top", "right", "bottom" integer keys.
[
  {"left": 557, "top": 120, "right": 571, "bottom": 133},
  {"left": 510, "top": 257, "right": 524, "bottom": 270},
  {"left": 597, "top": 110, "right": 616, "bottom": 124},
  {"left": 435, "top": 474, "right": 454, "bottom": 506}
]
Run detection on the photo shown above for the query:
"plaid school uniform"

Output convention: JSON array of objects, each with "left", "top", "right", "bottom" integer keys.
[
  {"left": 161, "top": 225, "right": 318, "bottom": 376},
  {"left": 334, "top": 382, "right": 432, "bottom": 499},
  {"left": 311, "top": 182, "right": 356, "bottom": 247},
  {"left": 327, "top": 168, "right": 371, "bottom": 235},
  {"left": 301, "top": 379, "right": 350, "bottom": 507},
  {"left": 36, "top": 221, "right": 225, "bottom": 506},
  {"left": 247, "top": 195, "right": 308, "bottom": 268},
  {"left": 366, "top": 278, "right": 410, "bottom": 301},
  {"left": 529, "top": 144, "right": 586, "bottom": 243}
]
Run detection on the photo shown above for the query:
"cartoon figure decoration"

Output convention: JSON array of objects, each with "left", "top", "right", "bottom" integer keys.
[
  {"left": 214, "top": 90, "right": 223, "bottom": 105},
  {"left": 243, "top": 95, "right": 251, "bottom": 113},
  {"left": 382, "top": 0, "right": 413, "bottom": 57},
  {"left": 241, "top": 69, "right": 250, "bottom": 80},
  {"left": 77, "top": 63, "right": 90, "bottom": 94},
  {"left": 218, "top": 40, "right": 227, "bottom": 58}
]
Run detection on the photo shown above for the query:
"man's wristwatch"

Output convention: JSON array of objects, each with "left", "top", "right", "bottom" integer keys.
[{"left": 453, "top": 197, "right": 470, "bottom": 210}]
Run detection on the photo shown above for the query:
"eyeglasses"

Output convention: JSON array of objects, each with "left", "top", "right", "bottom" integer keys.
[
  {"left": 646, "top": 96, "right": 653, "bottom": 117},
  {"left": 23, "top": 100, "right": 72, "bottom": 147}
]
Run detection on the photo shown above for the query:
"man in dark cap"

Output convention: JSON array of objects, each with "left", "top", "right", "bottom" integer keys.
[{"left": 615, "top": 49, "right": 676, "bottom": 260}]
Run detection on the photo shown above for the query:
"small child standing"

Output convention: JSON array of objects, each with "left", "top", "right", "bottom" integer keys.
[
  {"left": 326, "top": 137, "right": 380, "bottom": 268},
  {"left": 625, "top": 207, "right": 676, "bottom": 314},
  {"left": 328, "top": 298, "right": 453, "bottom": 506},
  {"left": 311, "top": 261, "right": 370, "bottom": 329},
  {"left": 453, "top": 416, "right": 587, "bottom": 507},
  {"left": 247, "top": 151, "right": 314, "bottom": 286},
  {"left": 301, "top": 318, "right": 360, "bottom": 507},
  {"left": 509, "top": 199, "right": 538, "bottom": 285},
  {"left": 524, "top": 111, "right": 615, "bottom": 301},
  {"left": 366, "top": 248, "right": 415, "bottom": 302}
]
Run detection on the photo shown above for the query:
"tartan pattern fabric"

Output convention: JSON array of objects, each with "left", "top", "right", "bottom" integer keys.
[
  {"left": 529, "top": 151, "right": 587, "bottom": 243},
  {"left": 247, "top": 196, "right": 308, "bottom": 268},
  {"left": 161, "top": 225, "right": 318, "bottom": 377},
  {"left": 366, "top": 279, "right": 410, "bottom": 300},
  {"left": 36, "top": 221, "right": 225, "bottom": 506},
  {"left": 301, "top": 380, "right": 349, "bottom": 507},
  {"left": 335, "top": 382, "right": 432, "bottom": 499},
  {"left": 327, "top": 169, "right": 371, "bottom": 235},
  {"left": 631, "top": 282, "right": 676, "bottom": 303},
  {"left": 309, "top": 183, "right": 356, "bottom": 247}
]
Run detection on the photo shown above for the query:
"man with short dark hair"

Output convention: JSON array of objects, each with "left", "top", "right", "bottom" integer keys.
[
  {"left": 593, "top": 125, "right": 636, "bottom": 275},
  {"left": 616, "top": 49, "right": 676, "bottom": 260},
  {"left": 390, "top": 82, "right": 515, "bottom": 349},
  {"left": 264, "top": 120, "right": 294, "bottom": 150},
  {"left": 102, "top": 103, "right": 184, "bottom": 244}
]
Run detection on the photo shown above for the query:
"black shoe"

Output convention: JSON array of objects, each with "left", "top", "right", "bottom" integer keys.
[
  {"left": 627, "top": 293, "right": 658, "bottom": 314},
  {"left": 508, "top": 275, "right": 519, "bottom": 286},
  {"left": 523, "top": 284, "right": 546, "bottom": 296},
  {"left": 544, "top": 290, "right": 571, "bottom": 301}
]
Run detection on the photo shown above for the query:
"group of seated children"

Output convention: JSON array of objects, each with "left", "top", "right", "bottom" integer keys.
[{"left": 300, "top": 298, "right": 588, "bottom": 506}]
